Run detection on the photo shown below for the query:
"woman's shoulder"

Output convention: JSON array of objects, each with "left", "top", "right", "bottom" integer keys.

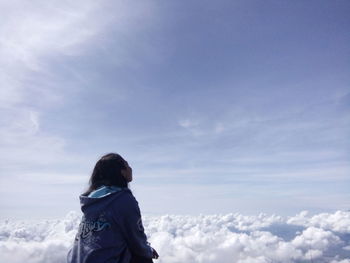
[
  {"left": 115, "top": 188, "right": 137, "bottom": 204},
  {"left": 121, "top": 187, "right": 133, "bottom": 196},
  {"left": 111, "top": 188, "right": 139, "bottom": 215}
]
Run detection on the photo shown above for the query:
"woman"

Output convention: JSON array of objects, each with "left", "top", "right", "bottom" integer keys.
[{"left": 67, "top": 153, "right": 159, "bottom": 263}]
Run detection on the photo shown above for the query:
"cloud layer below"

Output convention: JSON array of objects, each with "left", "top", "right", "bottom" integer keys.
[{"left": 0, "top": 210, "right": 349, "bottom": 263}]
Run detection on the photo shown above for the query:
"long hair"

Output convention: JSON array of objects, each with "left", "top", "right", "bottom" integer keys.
[{"left": 83, "top": 153, "right": 129, "bottom": 196}]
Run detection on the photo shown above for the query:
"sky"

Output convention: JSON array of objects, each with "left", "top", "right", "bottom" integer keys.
[{"left": 0, "top": 0, "right": 349, "bottom": 219}]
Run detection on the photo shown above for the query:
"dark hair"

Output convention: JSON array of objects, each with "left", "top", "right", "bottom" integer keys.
[{"left": 83, "top": 153, "right": 129, "bottom": 196}]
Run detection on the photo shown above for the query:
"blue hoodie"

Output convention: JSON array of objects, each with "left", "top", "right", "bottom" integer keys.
[{"left": 67, "top": 186, "right": 153, "bottom": 263}]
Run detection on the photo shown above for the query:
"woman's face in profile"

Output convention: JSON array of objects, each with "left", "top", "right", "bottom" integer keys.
[{"left": 121, "top": 160, "right": 133, "bottom": 182}]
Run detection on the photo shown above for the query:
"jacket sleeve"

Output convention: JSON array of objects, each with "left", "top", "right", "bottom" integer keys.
[{"left": 113, "top": 192, "right": 153, "bottom": 258}]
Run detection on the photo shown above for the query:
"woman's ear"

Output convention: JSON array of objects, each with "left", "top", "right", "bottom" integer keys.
[
  {"left": 121, "top": 169, "right": 127, "bottom": 179},
  {"left": 121, "top": 168, "right": 132, "bottom": 182}
]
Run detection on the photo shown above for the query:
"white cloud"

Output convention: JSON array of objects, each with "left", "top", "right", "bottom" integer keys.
[
  {"left": 0, "top": 210, "right": 349, "bottom": 263},
  {"left": 292, "top": 226, "right": 341, "bottom": 252},
  {"left": 178, "top": 119, "right": 199, "bottom": 128},
  {"left": 331, "top": 260, "right": 350, "bottom": 263},
  {"left": 287, "top": 210, "right": 350, "bottom": 233},
  {"left": 214, "top": 122, "right": 226, "bottom": 134}
]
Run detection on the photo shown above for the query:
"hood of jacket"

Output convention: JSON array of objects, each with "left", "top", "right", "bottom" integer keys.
[{"left": 79, "top": 186, "right": 131, "bottom": 214}]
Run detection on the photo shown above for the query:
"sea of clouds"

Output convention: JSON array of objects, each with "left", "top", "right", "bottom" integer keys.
[{"left": 0, "top": 210, "right": 349, "bottom": 263}]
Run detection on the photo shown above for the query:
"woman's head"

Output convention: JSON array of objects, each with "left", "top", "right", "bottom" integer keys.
[{"left": 83, "top": 153, "right": 132, "bottom": 196}]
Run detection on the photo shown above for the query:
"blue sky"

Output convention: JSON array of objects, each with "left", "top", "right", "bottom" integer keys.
[{"left": 0, "top": 0, "right": 349, "bottom": 219}]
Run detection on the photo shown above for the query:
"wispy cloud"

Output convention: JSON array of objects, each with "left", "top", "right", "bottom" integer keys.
[
  {"left": 0, "top": 2, "right": 97, "bottom": 174},
  {"left": 0, "top": 0, "right": 158, "bottom": 170}
]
